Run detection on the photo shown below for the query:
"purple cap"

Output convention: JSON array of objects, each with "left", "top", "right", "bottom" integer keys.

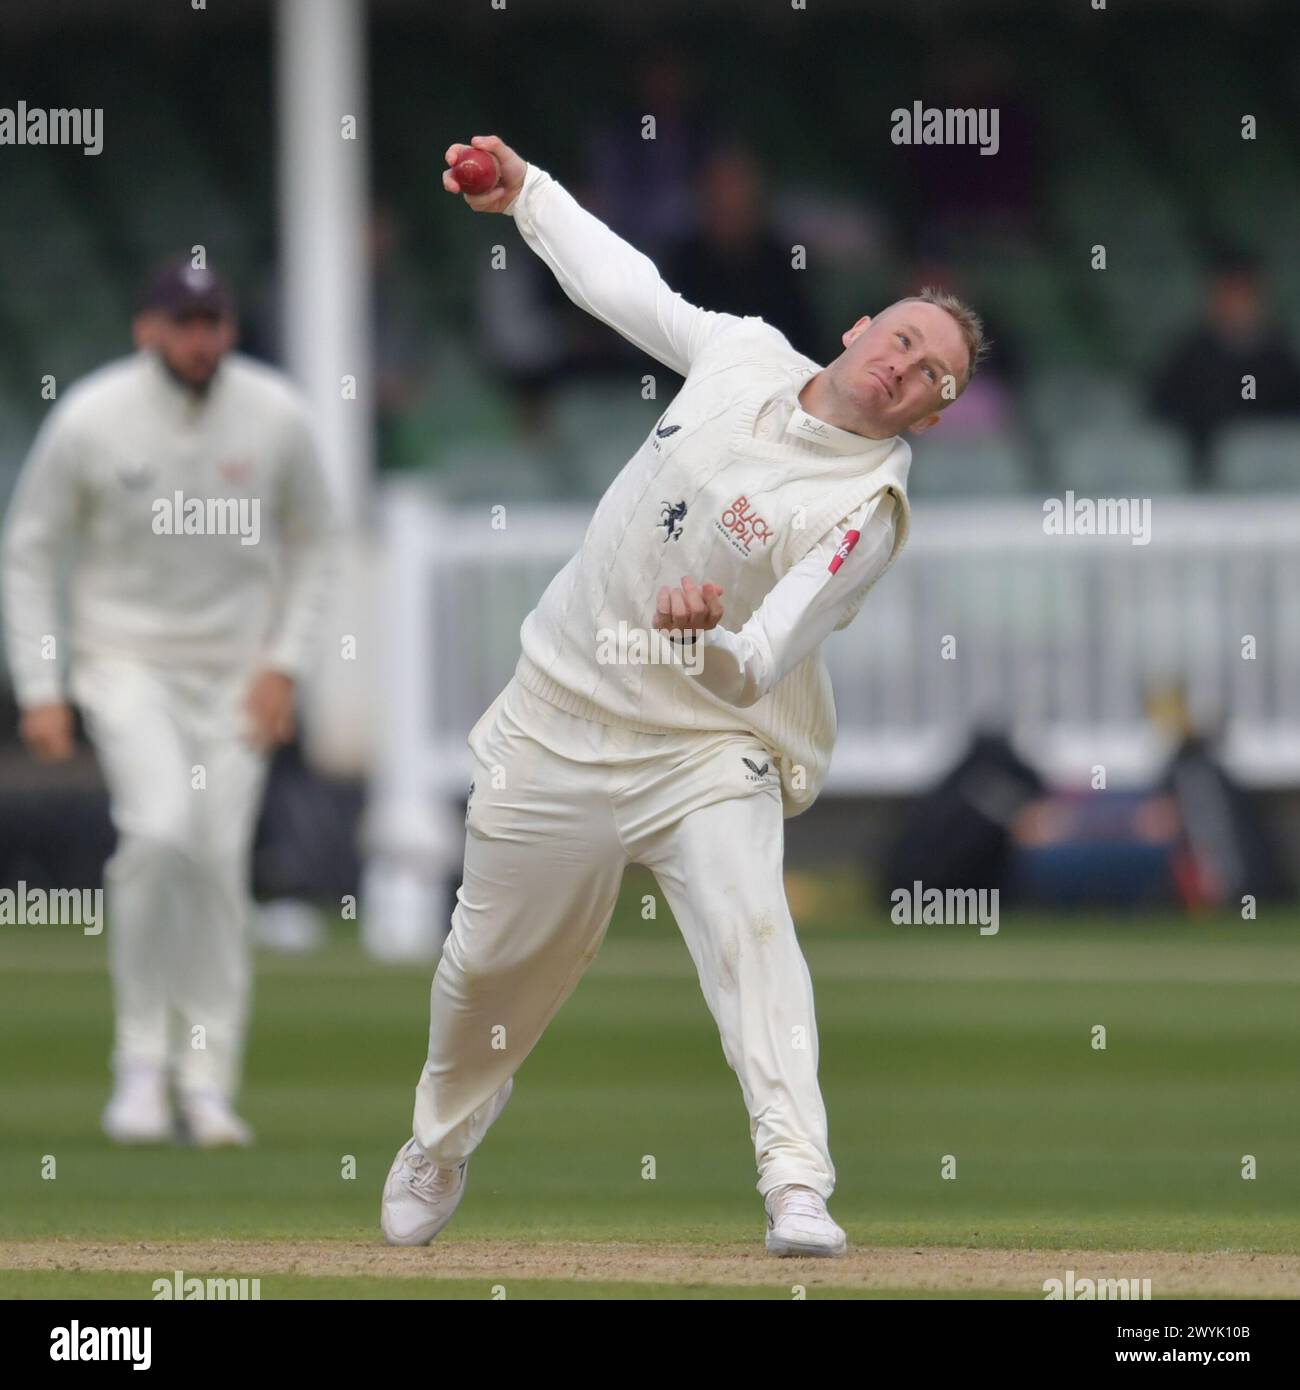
[{"left": 139, "top": 257, "right": 235, "bottom": 318}]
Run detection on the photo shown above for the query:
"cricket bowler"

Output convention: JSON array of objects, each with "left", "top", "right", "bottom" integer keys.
[
  {"left": 1, "top": 259, "right": 335, "bottom": 1147},
  {"left": 382, "top": 135, "right": 986, "bottom": 1254}
]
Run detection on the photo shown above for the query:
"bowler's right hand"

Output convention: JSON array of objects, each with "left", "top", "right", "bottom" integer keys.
[
  {"left": 20, "top": 702, "right": 74, "bottom": 763},
  {"left": 442, "top": 135, "right": 528, "bottom": 214}
]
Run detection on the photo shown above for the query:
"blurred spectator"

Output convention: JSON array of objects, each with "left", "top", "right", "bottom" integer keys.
[
  {"left": 476, "top": 174, "right": 655, "bottom": 438},
  {"left": 1146, "top": 682, "right": 1288, "bottom": 907},
  {"left": 478, "top": 139, "right": 819, "bottom": 434},
  {"left": 881, "top": 730, "right": 1045, "bottom": 907},
  {"left": 664, "top": 142, "right": 817, "bottom": 360},
  {"left": 1009, "top": 788, "right": 1184, "bottom": 909},
  {"left": 906, "top": 40, "right": 1044, "bottom": 257},
  {"left": 1150, "top": 248, "right": 1300, "bottom": 487},
  {"left": 368, "top": 203, "right": 426, "bottom": 470},
  {"left": 475, "top": 236, "right": 577, "bottom": 437},
  {"left": 585, "top": 51, "right": 715, "bottom": 260},
  {"left": 1003, "top": 682, "right": 1288, "bottom": 910},
  {"left": 242, "top": 203, "right": 425, "bottom": 470}
]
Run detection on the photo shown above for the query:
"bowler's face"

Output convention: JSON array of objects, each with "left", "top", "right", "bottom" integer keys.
[{"left": 834, "top": 301, "right": 969, "bottom": 435}]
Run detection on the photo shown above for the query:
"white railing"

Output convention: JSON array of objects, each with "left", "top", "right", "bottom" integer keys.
[{"left": 361, "top": 481, "right": 1300, "bottom": 956}]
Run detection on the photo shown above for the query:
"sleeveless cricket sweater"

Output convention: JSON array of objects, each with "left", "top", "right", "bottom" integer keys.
[{"left": 514, "top": 317, "right": 912, "bottom": 817}]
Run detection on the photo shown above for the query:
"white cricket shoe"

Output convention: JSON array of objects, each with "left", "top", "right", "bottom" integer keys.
[
  {"left": 764, "top": 1183, "right": 848, "bottom": 1257},
  {"left": 381, "top": 1138, "right": 469, "bottom": 1246},
  {"left": 102, "top": 1067, "right": 172, "bottom": 1145},
  {"left": 179, "top": 1090, "right": 255, "bottom": 1149}
]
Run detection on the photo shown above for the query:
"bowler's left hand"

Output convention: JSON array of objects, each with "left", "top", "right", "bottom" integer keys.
[{"left": 652, "top": 576, "right": 725, "bottom": 639}]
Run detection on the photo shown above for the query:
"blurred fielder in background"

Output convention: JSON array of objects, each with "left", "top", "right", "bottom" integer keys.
[
  {"left": 381, "top": 135, "right": 986, "bottom": 1257},
  {"left": 0, "top": 259, "right": 335, "bottom": 1148}
]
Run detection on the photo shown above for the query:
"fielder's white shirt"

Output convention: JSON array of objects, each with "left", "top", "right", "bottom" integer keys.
[{"left": 1, "top": 350, "right": 335, "bottom": 707}]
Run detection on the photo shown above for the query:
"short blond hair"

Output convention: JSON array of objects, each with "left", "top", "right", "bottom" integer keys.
[{"left": 893, "top": 286, "right": 989, "bottom": 391}]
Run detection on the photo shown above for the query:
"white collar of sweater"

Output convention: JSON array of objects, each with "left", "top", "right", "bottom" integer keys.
[
  {"left": 784, "top": 403, "right": 881, "bottom": 455},
  {"left": 744, "top": 381, "right": 900, "bottom": 472}
]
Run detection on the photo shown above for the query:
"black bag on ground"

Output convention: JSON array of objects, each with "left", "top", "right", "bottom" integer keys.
[{"left": 880, "top": 731, "right": 1044, "bottom": 908}]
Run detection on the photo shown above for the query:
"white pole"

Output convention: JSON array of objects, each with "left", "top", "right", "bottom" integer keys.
[
  {"left": 275, "top": 0, "right": 372, "bottom": 521},
  {"left": 274, "top": 0, "right": 375, "bottom": 786},
  {"left": 360, "top": 484, "right": 461, "bottom": 961}
]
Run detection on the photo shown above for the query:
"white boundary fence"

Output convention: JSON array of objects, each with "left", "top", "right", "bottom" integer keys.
[{"left": 361, "top": 482, "right": 1300, "bottom": 957}]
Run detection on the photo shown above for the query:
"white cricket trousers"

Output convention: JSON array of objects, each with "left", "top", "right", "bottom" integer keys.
[
  {"left": 71, "top": 654, "right": 269, "bottom": 1102},
  {"left": 412, "top": 679, "right": 836, "bottom": 1200}
]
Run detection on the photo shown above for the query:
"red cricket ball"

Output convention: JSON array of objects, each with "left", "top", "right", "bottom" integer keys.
[{"left": 453, "top": 148, "right": 499, "bottom": 196}]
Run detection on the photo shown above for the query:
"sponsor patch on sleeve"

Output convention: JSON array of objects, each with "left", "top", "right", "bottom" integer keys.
[{"left": 827, "top": 528, "right": 861, "bottom": 575}]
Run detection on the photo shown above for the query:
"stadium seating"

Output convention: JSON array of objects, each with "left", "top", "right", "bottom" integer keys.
[
  {"left": 1048, "top": 423, "right": 1192, "bottom": 495},
  {"left": 549, "top": 383, "right": 661, "bottom": 497},
  {"left": 428, "top": 441, "right": 560, "bottom": 505},
  {"left": 0, "top": 14, "right": 1297, "bottom": 506},
  {"left": 906, "top": 433, "right": 1034, "bottom": 498},
  {"left": 1024, "top": 370, "right": 1144, "bottom": 437},
  {"left": 1210, "top": 422, "right": 1300, "bottom": 493}
]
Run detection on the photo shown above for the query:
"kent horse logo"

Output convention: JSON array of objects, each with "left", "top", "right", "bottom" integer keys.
[{"left": 659, "top": 499, "right": 687, "bottom": 542}]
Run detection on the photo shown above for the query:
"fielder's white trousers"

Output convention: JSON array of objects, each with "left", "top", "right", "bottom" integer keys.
[
  {"left": 71, "top": 654, "right": 269, "bottom": 1102},
  {"left": 412, "top": 678, "right": 836, "bottom": 1200}
]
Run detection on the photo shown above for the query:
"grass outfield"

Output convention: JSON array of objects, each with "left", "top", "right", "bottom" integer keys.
[{"left": 1, "top": 868, "right": 1298, "bottom": 1299}]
